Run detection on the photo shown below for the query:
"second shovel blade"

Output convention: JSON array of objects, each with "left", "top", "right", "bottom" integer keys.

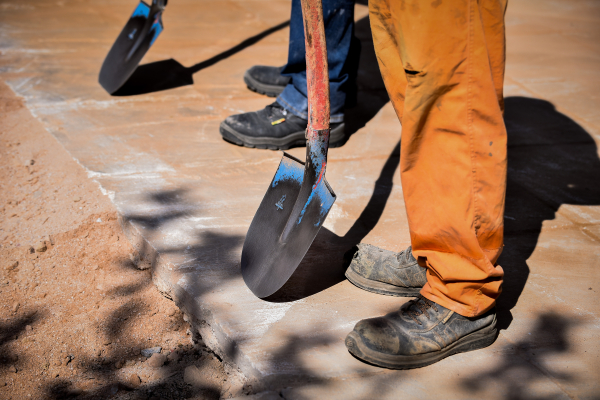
[
  {"left": 99, "top": 1, "right": 164, "bottom": 94},
  {"left": 241, "top": 152, "right": 336, "bottom": 298}
]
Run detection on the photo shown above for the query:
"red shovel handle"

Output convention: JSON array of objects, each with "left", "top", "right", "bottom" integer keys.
[{"left": 301, "top": 0, "right": 330, "bottom": 132}]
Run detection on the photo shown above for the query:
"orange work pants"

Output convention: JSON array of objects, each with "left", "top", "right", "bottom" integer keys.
[{"left": 369, "top": 0, "right": 508, "bottom": 317}]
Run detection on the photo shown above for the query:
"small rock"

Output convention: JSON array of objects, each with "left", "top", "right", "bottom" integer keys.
[
  {"left": 147, "top": 353, "right": 166, "bottom": 368},
  {"left": 5, "top": 261, "right": 18, "bottom": 271},
  {"left": 12, "top": 302, "right": 19, "bottom": 312},
  {"left": 54, "top": 359, "right": 62, "bottom": 367},
  {"left": 115, "top": 360, "right": 124, "bottom": 369},
  {"left": 166, "top": 350, "right": 180, "bottom": 363},
  {"left": 96, "top": 218, "right": 102, "bottom": 223},
  {"left": 125, "top": 373, "right": 140, "bottom": 388},
  {"left": 140, "top": 347, "right": 161, "bottom": 357},
  {"left": 9, "top": 365, "right": 17, "bottom": 373},
  {"left": 128, "top": 253, "right": 139, "bottom": 266},
  {"left": 25, "top": 325, "right": 32, "bottom": 332},
  {"left": 48, "top": 235, "right": 55, "bottom": 245},
  {"left": 34, "top": 241, "right": 47, "bottom": 252},
  {"left": 73, "top": 196, "right": 81, "bottom": 202}
]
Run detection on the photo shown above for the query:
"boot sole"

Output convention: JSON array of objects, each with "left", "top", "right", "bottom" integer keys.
[
  {"left": 345, "top": 315, "right": 497, "bottom": 370},
  {"left": 244, "top": 71, "right": 287, "bottom": 97},
  {"left": 220, "top": 121, "right": 346, "bottom": 150},
  {"left": 345, "top": 267, "right": 422, "bottom": 297}
]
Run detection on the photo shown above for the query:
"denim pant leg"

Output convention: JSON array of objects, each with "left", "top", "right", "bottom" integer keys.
[{"left": 277, "top": 0, "right": 356, "bottom": 123}]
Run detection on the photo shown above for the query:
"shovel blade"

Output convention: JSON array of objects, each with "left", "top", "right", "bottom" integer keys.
[
  {"left": 99, "top": 1, "right": 164, "bottom": 94},
  {"left": 242, "top": 153, "right": 336, "bottom": 298}
]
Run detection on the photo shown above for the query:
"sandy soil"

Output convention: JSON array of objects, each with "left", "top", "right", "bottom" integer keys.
[{"left": 0, "top": 84, "right": 242, "bottom": 399}]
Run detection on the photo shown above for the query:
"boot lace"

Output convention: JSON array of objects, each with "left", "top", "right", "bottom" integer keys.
[{"left": 403, "top": 296, "right": 438, "bottom": 325}]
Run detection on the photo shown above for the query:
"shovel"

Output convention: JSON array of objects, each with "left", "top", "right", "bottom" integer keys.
[
  {"left": 241, "top": 0, "right": 335, "bottom": 298},
  {"left": 99, "top": 0, "right": 168, "bottom": 94}
]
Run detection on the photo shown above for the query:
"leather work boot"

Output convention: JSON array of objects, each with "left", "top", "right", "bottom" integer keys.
[
  {"left": 220, "top": 101, "right": 345, "bottom": 150},
  {"left": 244, "top": 65, "right": 290, "bottom": 97},
  {"left": 345, "top": 296, "right": 498, "bottom": 369},
  {"left": 345, "top": 244, "right": 427, "bottom": 296}
]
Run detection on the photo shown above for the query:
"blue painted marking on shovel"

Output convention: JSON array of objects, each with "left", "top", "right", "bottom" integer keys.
[
  {"left": 272, "top": 157, "right": 304, "bottom": 188},
  {"left": 131, "top": 2, "right": 150, "bottom": 18}
]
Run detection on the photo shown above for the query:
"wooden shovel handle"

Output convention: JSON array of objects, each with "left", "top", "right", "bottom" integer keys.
[{"left": 301, "top": 0, "right": 330, "bottom": 131}]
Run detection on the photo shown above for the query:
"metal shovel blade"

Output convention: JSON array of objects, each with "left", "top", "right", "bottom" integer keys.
[
  {"left": 241, "top": 152, "right": 336, "bottom": 298},
  {"left": 99, "top": 1, "right": 165, "bottom": 94}
]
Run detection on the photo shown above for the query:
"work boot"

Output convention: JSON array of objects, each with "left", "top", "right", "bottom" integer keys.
[
  {"left": 345, "top": 244, "right": 427, "bottom": 296},
  {"left": 345, "top": 296, "right": 498, "bottom": 369},
  {"left": 219, "top": 101, "right": 345, "bottom": 150},
  {"left": 244, "top": 66, "right": 290, "bottom": 97}
]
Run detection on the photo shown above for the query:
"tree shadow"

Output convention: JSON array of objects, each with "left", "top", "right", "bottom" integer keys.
[
  {"left": 461, "top": 311, "right": 581, "bottom": 399},
  {"left": 112, "top": 20, "right": 290, "bottom": 96},
  {"left": 37, "top": 189, "right": 245, "bottom": 399},
  {"left": 0, "top": 310, "right": 44, "bottom": 369},
  {"left": 496, "top": 96, "right": 600, "bottom": 330}
]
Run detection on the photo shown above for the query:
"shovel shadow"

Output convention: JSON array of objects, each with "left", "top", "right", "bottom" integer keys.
[
  {"left": 112, "top": 20, "right": 290, "bottom": 96},
  {"left": 266, "top": 141, "right": 401, "bottom": 302}
]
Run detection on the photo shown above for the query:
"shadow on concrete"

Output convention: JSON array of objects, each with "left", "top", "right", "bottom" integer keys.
[
  {"left": 113, "top": 20, "right": 290, "bottom": 96},
  {"left": 462, "top": 311, "right": 581, "bottom": 399},
  {"left": 496, "top": 96, "right": 600, "bottom": 330}
]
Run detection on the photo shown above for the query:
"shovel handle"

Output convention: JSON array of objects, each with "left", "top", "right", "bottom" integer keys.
[
  {"left": 301, "top": 0, "right": 330, "bottom": 183},
  {"left": 301, "top": 0, "right": 330, "bottom": 132}
]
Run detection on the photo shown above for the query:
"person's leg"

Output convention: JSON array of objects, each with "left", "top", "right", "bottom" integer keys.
[
  {"left": 374, "top": 0, "right": 507, "bottom": 317},
  {"left": 220, "top": 0, "right": 357, "bottom": 150},
  {"left": 278, "top": 0, "right": 357, "bottom": 123},
  {"left": 345, "top": 0, "right": 508, "bottom": 369}
]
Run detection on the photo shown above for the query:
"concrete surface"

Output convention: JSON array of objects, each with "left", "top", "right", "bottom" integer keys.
[{"left": 1, "top": 0, "right": 599, "bottom": 398}]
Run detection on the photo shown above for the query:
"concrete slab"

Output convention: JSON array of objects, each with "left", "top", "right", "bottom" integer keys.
[{"left": 1, "top": 0, "right": 599, "bottom": 398}]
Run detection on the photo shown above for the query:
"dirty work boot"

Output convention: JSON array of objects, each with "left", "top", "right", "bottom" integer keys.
[
  {"left": 244, "top": 66, "right": 290, "bottom": 97},
  {"left": 219, "top": 101, "right": 345, "bottom": 150},
  {"left": 345, "top": 296, "right": 498, "bottom": 369},
  {"left": 345, "top": 244, "right": 427, "bottom": 296}
]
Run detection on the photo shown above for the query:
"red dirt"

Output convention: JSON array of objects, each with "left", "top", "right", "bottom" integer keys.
[{"left": 0, "top": 83, "right": 241, "bottom": 399}]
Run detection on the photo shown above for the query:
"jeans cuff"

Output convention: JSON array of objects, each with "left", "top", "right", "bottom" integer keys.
[
  {"left": 277, "top": 95, "right": 308, "bottom": 120},
  {"left": 277, "top": 96, "right": 345, "bottom": 124}
]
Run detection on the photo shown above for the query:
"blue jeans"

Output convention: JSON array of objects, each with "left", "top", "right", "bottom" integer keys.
[{"left": 277, "top": 0, "right": 357, "bottom": 123}]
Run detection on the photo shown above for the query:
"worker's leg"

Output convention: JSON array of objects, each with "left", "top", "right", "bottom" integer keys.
[
  {"left": 345, "top": 0, "right": 508, "bottom": 368},
  {"left": 278, "top": 0, "right": 358, "bottom": 123},
  {"left": 371, "top": 0, "right": 508, "bottom": 317},
  {"left": 219, "top": 0, "right": 358, "bottom": 149}
]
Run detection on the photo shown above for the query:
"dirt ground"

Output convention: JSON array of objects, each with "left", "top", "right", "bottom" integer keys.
[{"left": 0, "top": 85, "right": 244, "bottom": 399}]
